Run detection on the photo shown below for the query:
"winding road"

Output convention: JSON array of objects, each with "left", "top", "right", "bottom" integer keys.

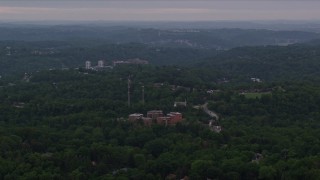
[{"left": 202, "top": 102, "right": 219, "bottom": 120}]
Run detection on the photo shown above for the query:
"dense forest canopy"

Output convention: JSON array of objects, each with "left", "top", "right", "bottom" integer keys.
[
  {"left": 199, "top": 43, "right": 320, "bottom": 82},
  {"left": 1, "top": 24, "right": 320, "bottom": 179},
  {"left": 0, "top": 65, "right": 320, "bottom": 179}
]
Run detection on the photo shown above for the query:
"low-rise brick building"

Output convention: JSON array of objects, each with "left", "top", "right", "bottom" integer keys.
[
  {"left": 142, "top": 117, "right": 153, "bottom": 126},
  {"left": 167, "top": 112, "right": 183, "bottom": 124},
  {"left": 147, "top": 110, "right": 164, "bottom": 120},
  {"left": 156, "top": 112, "right": 183, "bottom": 126},
  {"left": 156, "top": 116, "right": 171, "bottom": 126},
  {"left": 129, "top": 110, "right": 182, "bottom": 126}
]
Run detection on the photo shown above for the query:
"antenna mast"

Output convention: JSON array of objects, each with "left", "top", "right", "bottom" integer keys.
[
  {"left": 142, "top": 85, "right": 145, "bottom": 105},
  {"left": 128, "top": 76, "right": 131, "bottom": 107}
]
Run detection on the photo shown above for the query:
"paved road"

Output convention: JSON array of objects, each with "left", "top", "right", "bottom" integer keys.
[{"left": 202, "top": 102, "right": 219, "bottom": 120}]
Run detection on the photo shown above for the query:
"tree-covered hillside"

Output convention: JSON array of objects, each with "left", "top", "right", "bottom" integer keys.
[
  {"left": 1, "top": 24, "right": 320, "bottom": 179},
  {"left": 0, "top": 41, "right": 218, "bottom": 75},
  {"left": 2, "top": 39, "right": 320, "bottom": 83},
  {"left": 199, "top": 43, "right": 320, "bottom": 82},
  {"left": 0, "top": 66, "right": 320, "bottom": 179}
]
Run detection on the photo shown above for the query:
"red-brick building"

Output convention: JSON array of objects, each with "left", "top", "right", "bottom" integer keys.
[
  {"left": 156, "top": 112, "right": 183, "bottom": 126},
  {"left": 147, "top": 110, "right": 164, "bottom": 120},
  {"left": 142, "top": 117, "right": 152, "bottom": 126},
  {"left": 129, "top": 110, "right": 182, "bottom": 126},
  {"left": 156, "top": 116, "right": 171, "bottom": 126},
  {"left": 167, "top": 112, "right": 183, "bottom": 124}
]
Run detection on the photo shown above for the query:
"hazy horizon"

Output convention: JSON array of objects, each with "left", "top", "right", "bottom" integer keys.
[{"left": 1, "top": 1, "right": 320, "bottom": 22}]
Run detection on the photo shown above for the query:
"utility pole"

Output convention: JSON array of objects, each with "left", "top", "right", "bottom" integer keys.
[
  {"left": 142, "top": 85, "right": 145, "bottom": 105},
  {"left": 128, "top": 76, "right": 131, "bottom": 107}
]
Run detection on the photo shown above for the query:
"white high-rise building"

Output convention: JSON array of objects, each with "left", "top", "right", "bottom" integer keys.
[
  {"left": 85, "top": 61, "right": 91, "bottom": 69},
  {"left": 98, "top": 60, "right": 104, "bottom": 68}
]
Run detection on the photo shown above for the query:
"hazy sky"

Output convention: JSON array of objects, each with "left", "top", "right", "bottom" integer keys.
[{"left": 0, "top": 0, "right": 320, "bottom": 22}]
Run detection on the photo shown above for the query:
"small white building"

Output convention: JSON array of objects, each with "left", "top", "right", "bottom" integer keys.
[
  {"left": 174, "top": 99, "right": 187, "bottom": 107},
  {"left": 128, "top": 113, "right": 143, "bottom": 121},
  {"left": 85, "top": 61, "right": 91, "bottom": 69},
  {"left": 98, "top": 60, "right": 104, "bottom": 68},
  {"left": 251, "top": 78, "right": 262, "bottom": 83}
]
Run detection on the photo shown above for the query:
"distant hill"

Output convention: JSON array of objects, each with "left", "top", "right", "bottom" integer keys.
[
  {"left": 0, "top": 25, "right": 319, "bottom": 49},
  {"left": 197, "top": 43, "right": 320, "bottom": 82},
  {"left": 0, "top": 41, "right": 217, "bottom": 75},
  {"left": 1, "top": 24, "right": 320, "bottom": 80}
]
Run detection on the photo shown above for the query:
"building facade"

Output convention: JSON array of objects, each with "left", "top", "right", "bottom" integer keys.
[
  {"left": 85, "top": 61, "right": 91, "bottom": 69},
  {"left": 98, "top": 60, "right": 104, "bottom": 68},
  {"left": 128, "top": 110, "right": 183, "bottom": 126},
  {"left": 147, "top": 110, "right": 164, "bottom": 120}
]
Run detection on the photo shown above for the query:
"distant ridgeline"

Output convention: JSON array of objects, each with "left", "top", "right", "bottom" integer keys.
[
  {"left": 0, "top": 25, "right": 319, "bottom": 48},
  {"left": 0, "top": 25, "right": 320, "bottom": 82}
]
